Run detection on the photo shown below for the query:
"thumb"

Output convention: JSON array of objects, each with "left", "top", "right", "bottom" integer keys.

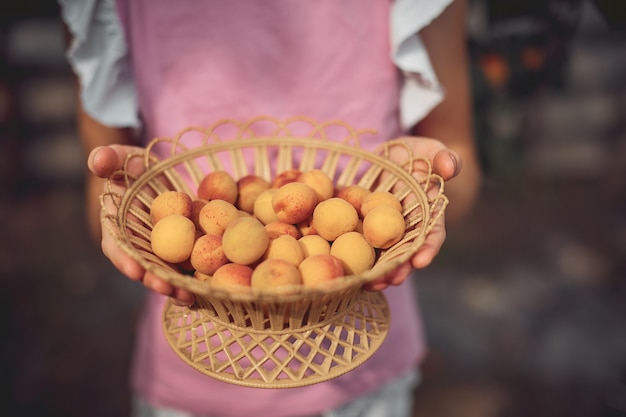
[
  {"left": 88, "top": 146, "right": 121, "bottom": 178},
  {"left": 432, "top": 149, "right": 461, "bottom": 182}
]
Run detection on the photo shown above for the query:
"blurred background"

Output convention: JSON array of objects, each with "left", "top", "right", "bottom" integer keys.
[{"left": 1, "top": 1, "right": 625, "bottom": 416}]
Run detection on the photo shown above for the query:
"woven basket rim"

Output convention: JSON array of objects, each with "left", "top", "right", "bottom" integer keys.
[{"left": 101, "top": 119, "right": 447, "bottom": 303}]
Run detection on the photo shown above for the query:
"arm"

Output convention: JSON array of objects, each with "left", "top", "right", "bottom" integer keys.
[
  {"left": 64, "top": 21, "right": 196, "bottom": 306},
  {"left": 78, "top": 99, "right": 196, "bottom": 306},
  {"left": 62, "top": 20, "right": 136, "bottom": 240},
  {"left": 77, "top": 100, "right": 136, "bottom": 241},
  {"left": 415, "top": 0, "right": 482, "bottom": 225},
  {"left": 367, "top": 0, "right": 481, "bottom": 290}
]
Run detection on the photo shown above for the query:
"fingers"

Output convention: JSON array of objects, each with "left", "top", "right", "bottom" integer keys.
[
  {"left": 364, "top": 261, "right": 413, "bottom": 292},
  {"left": 103, "top": 240, "right": 196, "bottom": 307},
  {"left": 432, "top": 149, "right": 461, "bottom": 181},
  {"left": 102, "top": 240, "right": 196, "bottom": 306},
  {"left": 387, "top": 261, "right": 413, "bottom": 285},
  {"left": 364, "top": 235, "right": 444, "bottom": 292},
  {"left": 143, "top": 272, "right": 196, "bottom": 307},
  {"left": 388, "top": 136, "right": 462, "bottom": 181},
  {"left": 91, "top": 144, "right": 195, "bottom": 307},
  {"left": 88, "top": 144, "right": 146, "bottom": 178},
  {"left": 411, "top": 223, "right": 446, "bottom": 269},
  {"left": 411, "top": 241, "right": 439, "bottom": 269},
  {"left": 362, "top": 136, "right": 452, "bottom": 292},
  {"left": 364, "top": 213, "right": 446, "bottom": 291},
  {"left": 101, "top": 235, "right": 145, "bottom": 283},
  {"left": 170, "top": 288, "right": 196, "bottom": 307},
  {"left": 102, "top": 221, "right": 196, "bottom": 306},
  {"left": 365, "top": 280, "right": 389, "bottom": 292},
  {"left": 88, "top": 146, "right": 120, "bottom": 178}
]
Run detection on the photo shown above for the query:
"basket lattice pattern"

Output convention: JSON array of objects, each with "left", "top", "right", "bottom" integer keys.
[
  {"left": 100, "top": 116, "right": 447, "bottom": 387},
  {"left": 163, "top": 290, "right": 389, "bottom": 388}
]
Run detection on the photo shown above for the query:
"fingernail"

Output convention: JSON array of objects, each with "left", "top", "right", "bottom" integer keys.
[{"left": 449, "top": 153, "right": 458, "bottom": 174}]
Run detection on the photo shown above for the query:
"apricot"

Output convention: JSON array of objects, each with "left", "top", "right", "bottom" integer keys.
[
  {"left": 222, "top": 217, "right": 269, "bottom": 265},
  {"left": 190, "top": 234, "right": 228, "bottom": 275},
  {"left": 312, "top": 197, "right": 359, "bottom": 241},
  {"left": 236, "top": 174, "right": 271, "bottom": 214},
  {"left": 265, "top": 221, "right": 302, "bottom": 240},
  {"left": 253, "top": 188, "right": 280, "bottom": 225},
  {"left": 360, "top": 191, "right": 402, "bottom": 217},
  {"left": 150, "top": 191, "right": 193, "bottom": 224},
  {"left": 272, "top": 182, "right": 318, "bottom": 224},
  {"left": 362, "top": 205, "right": 406, "bottom": 249},
  {"left": 299, "top": 254, "right": 344, "bottom": 288},
  {"left": 354, "top": 218, "right": 364, "bottom": 234},
  {"left": 190, "top": 199, "right": 209, "bottom": 230},
  {"left": 330, "top": 231, "right": 375, "bottom": 275},
  {"left": 271, "top": 169, "right": 302, "bottom": 188},
  {"left": 297, "top": 169, "right": 334, "bottom": 202},
  {"left": 263, "top": 235, "right": 304, "bottom": 265},
  {"left": 336, "top": 185, "right": 371, "bottom": 218},
  {"left": 298, "top": 234, "right": 331, "bottom": 258},
  {"left": 251, "top": 258, "right": 302, "bottom": 292},
  {"left": 296, "top": 217, "right": 317, "bottom": 236},
  {"left": 238, "top": 209, "right": 252, "bottom": 217},
  {"left": 212, "top": 263, "right": 253, "bottom": 291},
  {"left": 197, "top": 170, "right": 238, "bottom": 204},
  {"left": 197, "top": 199, "right": 240, "bottom": 235},
  {"left": 150, "top": 214, "right": 196, "bottom": 263}
]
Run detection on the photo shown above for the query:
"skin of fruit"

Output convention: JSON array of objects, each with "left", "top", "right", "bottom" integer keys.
[
  {"left": 150, "top": 214, "right": 196, "bottom": 263},
  {"left": 190, "top": 233, "right": 229, "bottom": 275},
  {"left": 264, "top": 221, "right": 302, "bottom": 240},
  {"left": 299, "top": 254, "right": 344, "bottom": 287},
  {"left": 330, "top": 231, "right": 375, "bottom": 275},
  {"left": 197, "top": 170, "right": 239, "bottom": 204},
  {"left": 197, "top": 199, "right": 240, "bottom": 235},
  {"left": 360, "top": 190, "right": 402, "bottom": 217},
  {"left": 297, "top": 169, "right": 334, "bottom": 202},
  {"left": 312, "top": 197, "right": 359, "bottom": 241},
  {"left": 222, "top": 216, "right": 270, "bottom": 265},
  {"left": 150, "top": 191, "right": 193, "bottom": 224},
  {"left": 271, "top": 182, "right": 318, "bottom": 225},
  {"left": 251, "top": 258, "right": 303, "bottom": 293},
  {"left": 253, "top": 188, "right": 280, "bottom": 225},
  {"left": 263, "top": 234, "right": 305, "bottom": 265},
  {"left": 362, "top": 204, "right": 406, "bottom": 249},
  {"left": 336, "top": 185, "right": 371, "bottom": 218},
  {"left": 271, "top": 169, "right": 302, "bottom": 188},
  {"left": 236, "top": 174, "right": 271, "bottom": 214},
  {"left": 211, "top": 263, "right": 254, "bottom": 291},
  {"left": 298, "top": 234, "right": 331, "bottom": 258}
]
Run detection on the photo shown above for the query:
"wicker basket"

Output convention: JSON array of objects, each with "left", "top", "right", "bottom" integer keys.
[{"left": 101, "top": 116, "right": 447, "bottom": 388}]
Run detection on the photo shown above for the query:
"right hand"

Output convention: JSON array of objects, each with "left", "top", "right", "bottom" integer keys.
[{"left": 88, "top": 145, "right": 196, "bottom": 307}]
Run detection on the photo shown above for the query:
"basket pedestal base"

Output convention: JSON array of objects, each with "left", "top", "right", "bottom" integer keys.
[{"left": 162, "top": 290, "right": 390, "bottom": 388}]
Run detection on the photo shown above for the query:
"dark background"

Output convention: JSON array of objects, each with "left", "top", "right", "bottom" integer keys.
[{"left": 1, "top": 1, "right": 625, "bottom": 416}]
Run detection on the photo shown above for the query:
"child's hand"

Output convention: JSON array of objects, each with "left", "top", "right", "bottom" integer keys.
[
  {"left": 364, "top": 136, "right": 461, "bottom": 291},
  {"left": 89, "top": 145, "right": 196, "bottom": 307}
]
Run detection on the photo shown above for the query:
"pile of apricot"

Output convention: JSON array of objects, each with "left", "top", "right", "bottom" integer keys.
[{"left": 149, "top": 169, "right": 406, "bottom": 294}]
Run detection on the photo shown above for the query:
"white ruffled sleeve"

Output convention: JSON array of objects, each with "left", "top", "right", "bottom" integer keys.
[
  {"left": 391, "top": 0, "right": 455, "bottom": 130},
  {"left": 58, "top": 0, "right": 139, "bottom": 128}
]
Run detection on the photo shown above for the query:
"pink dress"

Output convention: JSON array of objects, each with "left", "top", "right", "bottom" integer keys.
[{"left": 60, "top": 0, "right": 453, "bottom": 415}]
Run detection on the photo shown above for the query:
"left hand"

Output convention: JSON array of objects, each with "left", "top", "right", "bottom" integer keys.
[
  {"left": 90, "top": 145, "right": 197, "bottom": 307},
  {"left": 364, "top": 136, "right": 461, "bottom": 291}
]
